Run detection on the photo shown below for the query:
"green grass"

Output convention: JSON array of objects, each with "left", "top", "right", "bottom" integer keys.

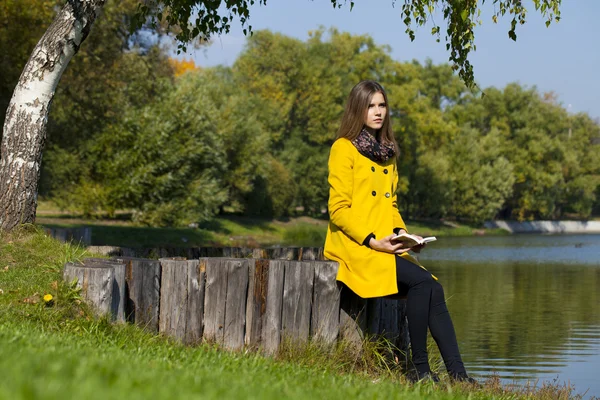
[
  {"left": 0, "top": 226, "right": 588, "bottom": 400},
  {"left": 36, "top": 213, "right": 504, "bottom": 250},
  {"left": 35, "top": 199, "right": 509, "bottom": 248}
]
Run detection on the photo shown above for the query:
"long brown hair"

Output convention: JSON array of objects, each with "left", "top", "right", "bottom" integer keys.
[{"left": 336, "top": 80, "right": 398, "bottom": 155}]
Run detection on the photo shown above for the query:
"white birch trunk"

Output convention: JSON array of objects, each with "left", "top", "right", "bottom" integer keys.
[{"left": 0, "top": 0, "right": 106, "bottom": 231}]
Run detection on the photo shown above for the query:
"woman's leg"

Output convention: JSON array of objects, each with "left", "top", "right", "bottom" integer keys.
[
  {"left": 395, "top": 256, "right": 437, "bottom": 374},
  {"left": 427, "top": 280, "right": 466, "bottom": 376},
  {"left": 395, "top": 256, "right": 470, "bottom": 378}
]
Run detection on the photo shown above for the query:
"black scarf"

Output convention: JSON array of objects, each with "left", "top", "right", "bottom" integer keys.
[{"left": 351, "top": 129, "right": 395, "bottom": 162}]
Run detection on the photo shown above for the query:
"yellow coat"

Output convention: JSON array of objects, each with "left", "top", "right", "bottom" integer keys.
[{"left": 324, "top": 137, "right": 422, "bottom": 298}]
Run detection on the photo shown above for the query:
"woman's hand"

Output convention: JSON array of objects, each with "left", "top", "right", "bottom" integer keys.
[
  {"left": 369, "top": 234, "right": 412, "bottom": 254},
  {"left": 393, "top": 229, "right": 427, "bottom": 252},
  {"left": 397, "top": 232, "right": 426, "bottom": 253}
]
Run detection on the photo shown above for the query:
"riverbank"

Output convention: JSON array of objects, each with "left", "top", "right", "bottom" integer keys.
[
  {"left": 0, "top": 227, "right": 584, "bottom": 400},
  {"left": 484, "top": 220, "right": 600, "bottom": 234},
  {"left": 36, "top": 214, "right": 506, "bottom": 248},
  {"left": 36, "top": 200, "right": 508, "bottom": 247}
]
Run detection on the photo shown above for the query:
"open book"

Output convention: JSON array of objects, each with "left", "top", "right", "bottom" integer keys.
[{"left": 392, "top": 233, "right": 437, "bottom": 248}]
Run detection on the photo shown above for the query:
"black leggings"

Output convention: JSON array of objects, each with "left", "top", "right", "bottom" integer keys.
[{"left": 394, "top": 255, "right": 466, "bottom": 375}]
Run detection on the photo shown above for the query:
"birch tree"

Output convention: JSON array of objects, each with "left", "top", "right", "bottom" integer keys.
[{"left": 0, "top": 0, "right": 562, "bottom": 231}]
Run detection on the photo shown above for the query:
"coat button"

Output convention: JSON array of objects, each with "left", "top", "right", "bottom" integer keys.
[
  {"left": 371, "top": 166, "right": 375, "bottom": 172},
  {"left": 372, "top": 191, "right": 376, "bottom": 196},
  {"left": 383, "top": 169, "right": 388, "bottom": 174},
  {"left": 385, "top": 192, "right": 390, "bottom": 198}
]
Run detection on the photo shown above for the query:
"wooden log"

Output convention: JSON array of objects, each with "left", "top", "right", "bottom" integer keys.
[
  {"left": 262, "top": 259, "right": 285, "bottom": 355},
  {"left": 185, "top": 259, "right": 204, "bottom": 344},
  {"left": 223, "top": 259, "right": 249, "bottom": 350},
  {"left": 197, "top": 247, "right": 225, "bottom": 257},
  {"left": 87, "top": 246, "right": 141, "bottom": 257},
  {"left": 158, "top": 259, "right": 189, "bottom": 340},
  {"left": 281, "top": 260, "right": 314, "bottom": 342},
  {"left": 251, "top": 248, "right": 269, "bottom": 259},
  {"left": 365, "top": 298, "right": 399, "bottom": 361},
  {"left": 114, "top": 257, "right": 161, "bottom": 332},
  {"left": 46, "top": 227, "right": 92, "bottom": 245},
  {"left": 223, "top": 247, "right": 253, "bottom": 258},
  {"left": 82, "top": 258, "right": 126, "bottom": 323},
  {"left": 203, "top": 258, "right": 228, "bottom": 344},
  {"left": 338, "top": 283, "right": 368, "bottom": 346},
  {"left": 245, "top": 259, "right": 270, "bottom": 348},
  {"left": 311, "top": 261, "right": 340, "bottom": 343},
  {"left": 87, "top": 246, "right": 123, "bottom": 257},
  {"left": 157, "top": 258, "right": 205, "bottom": 343},
  {"left": 299, "top": 247, "right": 324, "bottom": 261},
  {"left": 396, "top": 300, "right": 410, "bottom": 368},
  {"left": 267, "top": 247, "right": 300, "bottom": 261},
  {"left": 185, "top": 248, "right": 201, "bottom": 259},
  {"left": 63, "top": 262, "right": 113, "bottom": 317}
]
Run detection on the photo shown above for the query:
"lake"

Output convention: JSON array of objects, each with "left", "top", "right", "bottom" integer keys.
[{"left": 416, "top": 234, "right": 600, "bottom": 398}]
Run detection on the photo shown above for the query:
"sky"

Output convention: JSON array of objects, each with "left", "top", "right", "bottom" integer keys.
[{"left": 186, "top": 0, "right": 600, "bottom": 120}]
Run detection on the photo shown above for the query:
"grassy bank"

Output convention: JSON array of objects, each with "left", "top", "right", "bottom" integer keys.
[
  {"left": 36, "top": 201, "right": 506, "bottom": 248},
  {"left": 0, "top": 227, "right": 584, "bottom": 400}
]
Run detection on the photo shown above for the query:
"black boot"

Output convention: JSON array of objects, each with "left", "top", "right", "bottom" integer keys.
[
  {"left": 450, "top": 371, "right": 480, "bottom": 386},
  {"left": 407, "top": 370, "right": 440, "bottom": 384}
]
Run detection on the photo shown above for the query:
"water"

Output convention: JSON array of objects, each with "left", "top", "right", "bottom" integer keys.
[{"left": 417, "top": 234, "right": 600, "bottom": 398}]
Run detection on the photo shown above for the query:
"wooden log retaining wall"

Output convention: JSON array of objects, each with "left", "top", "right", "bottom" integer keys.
[
  {"left": 45, "top": 226, "right": 92, "bottom": 245},
  {"left": 63, "top": 252, "right": 409, "bottom": 362},
  {"left": 86, "top": 246, "right": 324, "bottom": 261}
]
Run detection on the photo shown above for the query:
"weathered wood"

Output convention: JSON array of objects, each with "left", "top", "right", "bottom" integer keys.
[
  {"left": 63, "top": 262, "right": 113, "bottom": 317},
  {"left": 268, "top": 247, "right": 300, "bottom": 260},
  {"left": 396, "top": 300, "right": 410, "bottom": 368},
  {"left": 116, "top": 257, "right": 161, "bottom": 332},
  {"left": 245, "top": 259, "right": 269, "bottom": 348},
  {"left": 339, "top": 283, "right": 368, "bottom": 346},
  {"left": 223, "top": 259, "right": 249, "bottom": 350},
  {"left": 198, "top": 247, "right": 225, "bottom": 257},
  {"left": 299, "top": 247, "right": 324, "bottom": 261},
  {"left": 82, "top": 258, "right": 126, "bottom": 323},
  {"left": 223, "top": 247, "right": 253, "bottom": 258},
  {"left": 282, "top": 261, "right": 314, "bottom": 342},
  {"left": 185, "top": 259, "right": 204, "bottom": 344},
  {"left": 45, "top": 227, "right": 92, "bottom": 245},
  {"left": 65, "top": 251, "right": 409, "bottom": 359},
  {"left": 203, "top": 258, "right": 228, "bottom": 344},
  {"left": 88, "top": 246, "right": 139, "bottom": 257},
  {"left": 262, "top": 259, "right": 285, "bottom": 355},
  {"left": 158, "top": 259, "right": 189, "bottom": 340},
  {"left": 311, "top": 261, "right": 340, "bottom": 343},
  {"left": 380, "top": 299, "right": 400, "bottom": 342},
  {"left": 87, "top": 246, "right": 329, "bottom": 261},
  {"left": 338, "top": 283, "right": 409, "bottom": 364},
  {"left": 251, "top": 248, "right": 269, "bottom": 259}
]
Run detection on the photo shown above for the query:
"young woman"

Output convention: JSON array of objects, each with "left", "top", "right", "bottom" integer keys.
[{"left": 324, "top": 80, "right": 476, "bottom": 383}]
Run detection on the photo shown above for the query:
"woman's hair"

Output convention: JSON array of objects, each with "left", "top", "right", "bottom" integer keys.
[{"left": 336, "top": 80, "right": 398, "bottom": 154}]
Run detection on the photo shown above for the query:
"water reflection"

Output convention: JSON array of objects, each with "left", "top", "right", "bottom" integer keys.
[{"left": 417, "top": 234, "right": 600, "bottom": 397}]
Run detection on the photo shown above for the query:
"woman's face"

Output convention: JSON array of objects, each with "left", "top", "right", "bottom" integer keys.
[{"left": 363, "top": 91, "right": 386, "bottom": 133}]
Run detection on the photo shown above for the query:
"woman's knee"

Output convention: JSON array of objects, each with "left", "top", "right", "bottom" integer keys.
[
  {"left": 412, "top": 272, "right": 436, "bottom": 290},
  {"left": 431, "top": 281, "right": 447, "bottom": 304},
  {"left": 396, "top": 257, "right": 436, "bottom": 287}
]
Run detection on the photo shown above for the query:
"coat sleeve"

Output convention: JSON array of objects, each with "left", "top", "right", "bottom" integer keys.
[
  {"left": 392, "top": 163, "right": 408, "bottom": 233},
  {"left": 328, "top": 140, "right": 373, "bottom": 244}
]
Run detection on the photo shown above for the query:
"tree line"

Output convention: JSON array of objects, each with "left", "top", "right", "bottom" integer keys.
[{"left": 2, "top": 2, "right": 597, "bottom": 227}]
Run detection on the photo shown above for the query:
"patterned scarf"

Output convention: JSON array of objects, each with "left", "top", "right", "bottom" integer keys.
[{"left": 351, "top": 129, "right": 396, "bottom": 163}]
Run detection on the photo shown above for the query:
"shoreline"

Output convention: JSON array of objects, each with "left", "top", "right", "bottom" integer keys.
[{"left": 484, "top": 220, "right": 600, "bottom": 234}]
